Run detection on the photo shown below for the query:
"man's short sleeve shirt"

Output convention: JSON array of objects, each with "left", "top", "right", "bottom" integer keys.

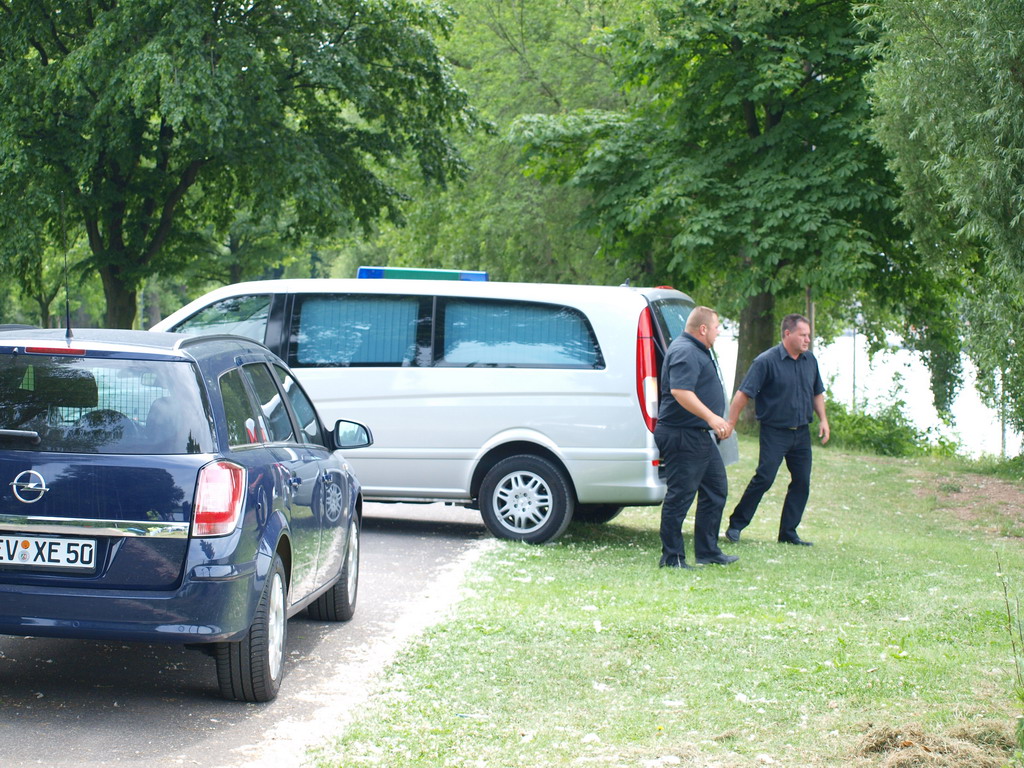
[
  {"left": 657, "top": 332, "right": 725, "bottom": 429},
  {"left": 739, "top": 343, "right": 825, "bottom": 428}
]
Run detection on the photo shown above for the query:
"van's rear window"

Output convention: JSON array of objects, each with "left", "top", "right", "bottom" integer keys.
[{"left": 649, "top": 299, "right": 694, "bottom": 345}]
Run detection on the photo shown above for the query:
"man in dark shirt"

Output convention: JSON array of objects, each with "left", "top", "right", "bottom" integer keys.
[
  {"left": 655, "top": 306, "right": 739, "bottom": 568},
  {"left": 725, "top": 313, "right": 830, "bottom": 546}
]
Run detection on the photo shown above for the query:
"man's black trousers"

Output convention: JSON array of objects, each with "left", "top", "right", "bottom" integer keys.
[
  {"left": 729, "top": 424, "right": 812, "bottom": 542},
  {"left": 654, "top": 426, "right": 727, "bottom": 563}
]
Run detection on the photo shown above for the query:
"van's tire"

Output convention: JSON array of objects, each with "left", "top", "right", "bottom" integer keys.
[
  {"left": 573, "top": 504, "right": 625, "bottom": 525},
  {"left": 215, "top": 554, "right": 287, "bottom": 702},
  {"left": 307, "top": 514, "right": 360, "bottom": 622},
  {"left": 479, "top": 455, "right": 574, "bottom": 543}
]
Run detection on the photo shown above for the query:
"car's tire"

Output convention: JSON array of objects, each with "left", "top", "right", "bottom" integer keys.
[
  {"left": 307, "top": 515, "right": 360, "bottom": 622},
  {"left": 215, "top": 553, "right": 287, "bottom": 702},
  {"left": 573, "top": 504, "right": 625, "bottom": 525},
  {"left": 479, "top": 454, "right": 574, "bottom": 543}
]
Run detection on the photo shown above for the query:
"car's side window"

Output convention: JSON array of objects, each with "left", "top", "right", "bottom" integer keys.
[
  {"left": 172, "top": 295, "right": 272, "bottom": 343},
  {"left": 436, "top": 298, "right": 604, "bottom": 368},
  {"left": 241, "top": 364, "right": 295, "bottom": 444},
  {"left": 272, "top": 365, "right": 325, "bottom": 447},
  {"left": 219, "top": 369, "right": 265, "bottom": 447},
  {"left": 289, "top": 294, "right": 425, "bottom": 367}
]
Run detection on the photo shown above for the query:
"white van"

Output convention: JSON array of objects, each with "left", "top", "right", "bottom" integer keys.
[{"left": 152, "top": 277, "right": 696, "bottom": 543}]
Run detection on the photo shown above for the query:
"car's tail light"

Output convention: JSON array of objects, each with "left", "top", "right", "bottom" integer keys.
[
  {"left": 193, "top": 461, "right": 246, "bottom": 537},
  {"left": 636, "top": 307, "right": 659, "bottom": 433}
]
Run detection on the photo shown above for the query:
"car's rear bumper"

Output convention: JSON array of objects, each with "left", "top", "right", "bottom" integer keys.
[{"left": 0, "top": 560, "right": 258, "bottom": 644}]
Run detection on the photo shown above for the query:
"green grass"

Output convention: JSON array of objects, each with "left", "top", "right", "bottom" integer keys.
[{"left": 308, "top": 437, "right": 1023, "bottom": 767}]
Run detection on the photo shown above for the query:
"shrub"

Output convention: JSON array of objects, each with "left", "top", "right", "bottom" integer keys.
[{"left": 824, "top": 390, "right": 959, "bottom": 458}]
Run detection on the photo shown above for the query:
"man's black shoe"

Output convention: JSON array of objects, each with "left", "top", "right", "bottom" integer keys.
[
  {"left": 696, "top": 553, "right": 739, "bottom": 565},
  {"left": 779, "top": 537, "right": 814, "bottom": 546},
  {"left": 659, "top": 557, "right": 695, "bottom": 569},
  {"left": 725, "top": 527, "right": 741, "bottom": 543}
]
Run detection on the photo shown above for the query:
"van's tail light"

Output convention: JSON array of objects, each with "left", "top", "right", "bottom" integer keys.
[
  {"left": 636, "top": 307, "right": 659, "bottom": 433},
  {"left": 193, "top": 461, "right": 246, "bottom": 537}
]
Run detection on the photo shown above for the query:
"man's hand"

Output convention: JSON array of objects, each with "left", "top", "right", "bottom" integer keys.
[
  {"left": 818, "top": 419, "right": 830, "bottom": 445},
  {"left": 709, "top": 415, "right": 733, "bottom": 440}
]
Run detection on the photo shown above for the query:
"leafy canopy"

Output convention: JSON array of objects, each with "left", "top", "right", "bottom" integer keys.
[
  {"left": 865, "top": 0, "right": 1024, "bottom": 428},
  {"left": 511, "top": 0, "right": 907, "bottom": 392},
  {"left": 0, "top": 0, "right": 476, "bottom": 326}
]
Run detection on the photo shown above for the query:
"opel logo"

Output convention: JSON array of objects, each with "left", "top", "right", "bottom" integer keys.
[{"left": 10, "top": 470, "right": 49, "bottom": 504}]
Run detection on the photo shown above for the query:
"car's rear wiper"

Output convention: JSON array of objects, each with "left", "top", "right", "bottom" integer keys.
[{"left": 0, "top": 429, "right": 41, "bottom": 444}]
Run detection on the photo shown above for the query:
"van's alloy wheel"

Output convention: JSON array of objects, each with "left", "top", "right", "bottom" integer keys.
[
  {"left": 479, "top": 455, "right": 574, "bottom": 544},
  {"left": 214, "top": 553, "right": 287, "bottom": 702},
  {"left": 307, "top": 514, "right": 360, "bottom": 622}
]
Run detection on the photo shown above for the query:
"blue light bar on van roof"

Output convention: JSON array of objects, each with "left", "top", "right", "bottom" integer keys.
[{"left": 356, "top": 266, "right": 488, "bottom": 281}]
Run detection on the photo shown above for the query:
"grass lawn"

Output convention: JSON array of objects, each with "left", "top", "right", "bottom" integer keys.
[{"left": 309, "top": 437, "right": 1023, "bottom": 767}]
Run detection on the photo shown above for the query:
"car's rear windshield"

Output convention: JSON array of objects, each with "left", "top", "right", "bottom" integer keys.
[{"left": 0, "top": 355, "right": 213, "bottom": 454}]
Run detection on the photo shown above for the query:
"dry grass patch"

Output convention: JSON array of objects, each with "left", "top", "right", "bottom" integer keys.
[
  {"left": 909, "top": 469, "right": 1024, "bottom": 536},
  {"left": 857, "top": 721, "right": 1015, "bottom": 767}
]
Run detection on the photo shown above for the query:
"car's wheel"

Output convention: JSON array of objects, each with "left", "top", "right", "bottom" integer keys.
[
  {"left": 215, "top": 553, "right": 287, "bottom": 702},
  {"left": 307, "top": 514, "right": 360, "bottom": 622},
  {"left": 573, "top": 504, "right": 625, "bottom": 525},
  {"left": 479, "top": 455, "right": 574, "bottom": 543}
]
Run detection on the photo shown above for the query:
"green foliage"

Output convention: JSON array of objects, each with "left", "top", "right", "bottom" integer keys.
[
  {"left": 864, "top": 0, "right": 1024, "bottom": 427},
  {"left": 364, "top": 0, "right": 636, "bottom": 286},
  {"left": 825, "top": 383, "right": 959, "bottom": 458},
  {"left": 0, "top": 0, "right": 476, "bottom": 327},
  {"left": 510, "top": 0, "right": 914, "bottom": 394}
]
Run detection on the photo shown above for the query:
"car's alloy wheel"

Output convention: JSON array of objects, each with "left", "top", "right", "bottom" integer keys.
[
  {"left": 479, "top": 455, "right": 574, "bottom": 544},
  {"left": 215, "top": 553, "right": 287, "bottom": 702},
  {"left": 306, "top": 515, "right": 359, "bottom": 622}
]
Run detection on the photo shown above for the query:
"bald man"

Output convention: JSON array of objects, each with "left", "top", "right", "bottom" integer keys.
[{"left": 654, "top": 306, "right": 739, "bottom": 569}]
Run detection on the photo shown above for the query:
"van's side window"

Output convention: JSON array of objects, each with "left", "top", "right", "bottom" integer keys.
[
  {"left": 290, "top": 294, "right": 422, "bottom": 367},
  {"left": 437, "top": 299, "right": 604, "bottom": 368},
  {"left": 171, "top": 295, "right": 272, "bottom": 343}
]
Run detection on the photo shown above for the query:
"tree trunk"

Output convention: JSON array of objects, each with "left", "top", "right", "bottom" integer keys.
[
  {"left": 34, "top": 295, "right": 51, "bottom": 329},
  {"left": 99, "top": 264, "right": 138, "bottom": 329},
  {"left": 733, "top": 291, "right": 776, "bottom": 430}
]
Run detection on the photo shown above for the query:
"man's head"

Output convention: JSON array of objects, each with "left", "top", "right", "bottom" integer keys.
[
  {"left": 781, "top": 314, "right": 811, "bottom": 357},
  {"left": 685, "top": 306, "right": 721, "bottom": 348}
]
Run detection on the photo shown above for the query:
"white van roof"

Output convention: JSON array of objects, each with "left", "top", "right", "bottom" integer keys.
[{"left": 154, "top": 278, "right": 694, "bottom": 330}]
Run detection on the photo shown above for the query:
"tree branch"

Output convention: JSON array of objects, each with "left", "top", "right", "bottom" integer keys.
[{"left": 143, "top": 159, "right": 207, "bottom": 262}]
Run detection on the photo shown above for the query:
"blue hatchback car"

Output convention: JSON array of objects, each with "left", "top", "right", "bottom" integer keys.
[{"left": 0, "top": 328, "right": 371, "bottom": 701}]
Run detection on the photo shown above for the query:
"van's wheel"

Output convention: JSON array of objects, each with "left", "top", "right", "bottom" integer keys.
[
  {"left": 307, "top": 514, "right": 360, "bottom": 622},
  {"left": 215, "top": 554, "right": 287, "bottom": 702},
  {"left": 573, "top": 504, "right": 625, "bottom": 525},
  {"left": 479, "top": 455, "right": 574, "bottom": 543}
]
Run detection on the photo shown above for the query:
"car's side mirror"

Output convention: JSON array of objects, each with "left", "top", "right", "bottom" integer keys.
[{"left": 333, "top": 420, "right": 372, "bottom": 450}]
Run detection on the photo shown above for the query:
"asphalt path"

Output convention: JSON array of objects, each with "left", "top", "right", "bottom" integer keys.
[{"left": 0, "top": 502, "right": 491, "bottom": 768}]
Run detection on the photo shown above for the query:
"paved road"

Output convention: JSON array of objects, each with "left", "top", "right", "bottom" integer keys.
[{"left": 0, "top": 503, "right": 491, "bottom": 768}]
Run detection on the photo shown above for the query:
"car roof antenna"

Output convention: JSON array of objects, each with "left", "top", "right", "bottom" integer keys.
[{"left": 60, "top": 191, "right": 73, "bottom": 340}]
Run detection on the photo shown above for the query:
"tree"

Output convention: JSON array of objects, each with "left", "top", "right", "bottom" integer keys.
[
  {"left": 0, "top": 0, "right": 475, "bottom": 328},
  {"left": 364, "top": 0, "right": 636, "bottom": 285},
  {"left": 511, "top": 0, "right": 908, "bottom": 396},
  {"left": 865, "top": 0, "right": 1024, "bottom": 431}
]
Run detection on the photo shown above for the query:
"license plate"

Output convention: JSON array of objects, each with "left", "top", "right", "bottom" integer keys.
[{"left": 0, "top": 534, "right": 97, "bottom": 572}]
